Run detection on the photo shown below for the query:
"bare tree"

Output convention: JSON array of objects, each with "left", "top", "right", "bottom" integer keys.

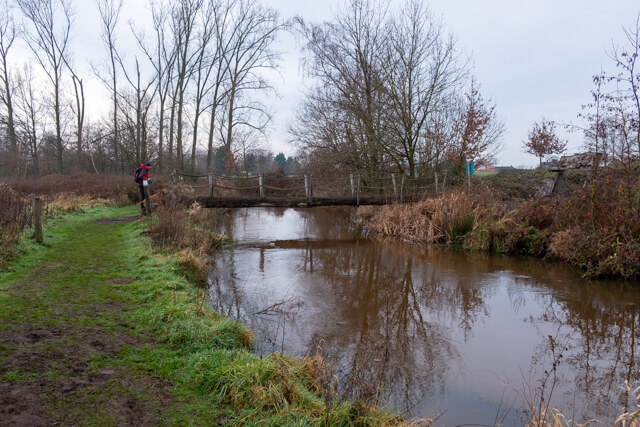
[
  {"left": 16, "top": 0, "right": 74, "bottom": 174},
  {"left": 381, "top": 0, "right": 466, "bottom": 178},
  {"left": 135, "top": 0, "right": 177, "bottom": 174},
  {"left": 116, "top": 56, "right": 157, "bottom": 165},
  {"left": 293, "top": 0, "right": 389, "bottom": 174},
  {"left": 206, "top": 0, "right": 235, "bottom": 173},
  {"left": 63, "top": 60, "right": 85, "bottom": 169},
  {"left": 578, "top": 72, "right": 608, "bottom": 162},
  {"left": 15, "top": 64, "right": 44, "bottom": 175},
  {"left": 0, "top": 0, "right": 18, "bottom": 174},
  {"left": 292, "top": 0, "right": 494, "bottom": 179},
  {"left": 524, "top": 119, "right": 566, "bottom": 167},
  {"left": 168, "top": 0, "right": 203, "bottom": 171},
  {"left": 221, "top": 0, "right": 282, "bottom": 175},
  {"left": 607, "top": 12, "right": 640, "bottom": 154},
  {"left": 95, "top": 0, "right": 122, "bottom": 174},
  {"left": 188, "top": 0, "right": 217, "bottom": 173}
]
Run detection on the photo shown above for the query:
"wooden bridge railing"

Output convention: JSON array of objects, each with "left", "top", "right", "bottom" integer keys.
[{"left": 173, "top": 171, "right": 441, "bottom": 206}]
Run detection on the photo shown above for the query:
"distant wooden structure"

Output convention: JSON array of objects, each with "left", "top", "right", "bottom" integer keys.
[
  {"left": 175, "top": 172, "right": 439, "bottom": 207},
  {"left": 546, "top": 152, "right": 603, "bottom": 194}
]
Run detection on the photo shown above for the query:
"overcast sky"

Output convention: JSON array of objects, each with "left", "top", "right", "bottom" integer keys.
[
  {"left": 50, "top": 1, "right": 640, "bottom": 167},
  {"left": 268, "top": 0, "right": 640, "bottom": 167}
]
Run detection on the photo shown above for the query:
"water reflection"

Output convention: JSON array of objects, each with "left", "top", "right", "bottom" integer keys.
[{"left": 208, "top": 207, "right": 640, "bottom": 425}]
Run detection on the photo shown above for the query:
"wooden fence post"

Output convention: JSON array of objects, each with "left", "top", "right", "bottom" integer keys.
[
  {"left": 435, "top": 172, "right": 439, "bottom": 193},
  {"left": 304, "top": 175, "right": 309, "bottom": 198},
  {"left": 33, "top": 197, "right": 42, "bottom": 243},
  {"left": 356, "top": 174, "right": 360, "bottom": 207},
  {"left": 400, "top": 175, "right": 405, "bottom": 203},
  {"left": 259, "top": 174, "right": 265, "bottom": 198},
  {"left": 143, "top": 180, "right": 151, "bottom": 216},
  {"left": 392, "top": 174, "right": 397, "bottom": 198},
  {"left": 208, "top": 173, "right": 214, "bottom": 197},
  {"left": 350, "top": 174, "right": 354, "bottom": 197},
  {"left": 308, "top": 175, "right": 313, "bottom": 205}
]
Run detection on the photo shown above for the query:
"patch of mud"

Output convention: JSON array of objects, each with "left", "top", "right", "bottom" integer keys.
[
  {"left": 95, "top": 216, "right": 139, "bottom": 224},
  {"left": 0, "top": 381, "right": 49, "bottom": 426},
  {"left": 0, "top": 323, "right": 166, "bottom": 425}
]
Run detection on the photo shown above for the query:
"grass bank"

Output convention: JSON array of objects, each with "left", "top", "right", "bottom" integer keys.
[{"left": 0, "top": 204, "right": 403, "bottom": 426}]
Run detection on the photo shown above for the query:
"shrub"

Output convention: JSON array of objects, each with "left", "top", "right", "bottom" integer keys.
[
  {"left": 148, "top": 198, "right": 229, "bottom": 256},
  {"left": 0, "top": 183, "right": 31, "bottom": 268}
]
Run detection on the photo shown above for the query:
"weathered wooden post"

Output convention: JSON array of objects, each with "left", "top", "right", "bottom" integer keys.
[
  {"left": 400, "top": 175, "right": 405, "bottom": 203},
  {"left": 143, "top": 180, "right": 151, "bottom": 216},
  {"left": 392, "top": 174, "right": 397, "bottom": 199},
  {"left": 435, "top": 172, "right": 439, "bottom": 193},
  {"left": 208, "top": 173, "right": 214, "bottom": 197},
  {"left": 33, "top": 197, "right": 42, "bottom": 243},
  {"left": 350, "top": 174, "right": 355, "bottom": 197},
  {"left": 356, "top": 174, "right": 361, "bottom": 207},
  {"left": 304, "top": 175, "right": 309, "bottom": 198},
  {"left": 259, "top": 174, "right": 265, "bottom": 198},
  {"left": 308, "top": 175, "right": 313, "bottom": 205}
]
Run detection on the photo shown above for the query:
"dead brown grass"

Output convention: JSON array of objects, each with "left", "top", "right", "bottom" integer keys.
[
  {"left": 367, "top": 188, "right": 499, "bottom": 244},
  {"left": 0, "top": 182, "right": 32, "bottom": 268},
  {"left": 615, "top": 381, "right": 640, "bottom": 427},
  {"left": 148, "top": 190, "right": 229, "bottom": 257}
]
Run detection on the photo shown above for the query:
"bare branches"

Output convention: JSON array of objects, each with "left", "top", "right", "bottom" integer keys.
[
  {"left": 291, "top": 0, "right": 500, "bottom": 179},
  {"left": 16, "top": 0, "right": 74, "bottom": 173}
]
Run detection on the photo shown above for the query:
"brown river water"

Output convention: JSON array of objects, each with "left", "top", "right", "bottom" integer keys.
[{"left": 208, "top": 207, "right": 639, "bottom": 425}]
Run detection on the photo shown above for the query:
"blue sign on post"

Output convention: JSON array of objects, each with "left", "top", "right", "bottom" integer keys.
[{"left": 466, "top": 161, "right": 474, "bottom": 175}]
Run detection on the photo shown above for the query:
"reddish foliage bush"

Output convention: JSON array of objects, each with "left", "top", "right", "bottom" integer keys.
[
  {"left": 0, "top": 183, "right": 32, "bottom": 268},
  {"left": 548, "top": 166, "right": 640, "bottom": 277}
]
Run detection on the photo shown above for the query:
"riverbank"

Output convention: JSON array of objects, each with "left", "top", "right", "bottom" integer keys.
[
  {"left": 0, "top": 204, "right": 403, "bottom": 425},
  {"left": 361, "top": 165, "right": 640, "bottom": 280}
]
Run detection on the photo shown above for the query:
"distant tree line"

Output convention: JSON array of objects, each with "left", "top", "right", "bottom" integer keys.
[{"left": 0, "top": 0, "right": 292, "bottom": 177}]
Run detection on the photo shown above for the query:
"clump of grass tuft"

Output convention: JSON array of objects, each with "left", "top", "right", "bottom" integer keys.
[
  {"left": 149, "top": 198, "right": 229, "bottom": 256},
  {"left": 176, "top": 249, "right": 208, "bottom": 287}
]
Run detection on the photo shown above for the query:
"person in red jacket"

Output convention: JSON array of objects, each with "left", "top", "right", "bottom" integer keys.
[{"left": 134, "top": 162, "right": 152, "bottom": 214}]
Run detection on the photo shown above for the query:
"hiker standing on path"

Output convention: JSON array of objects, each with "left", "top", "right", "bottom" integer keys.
[{"left": 135, "top": 162, "right": 152, "bottom": 215}]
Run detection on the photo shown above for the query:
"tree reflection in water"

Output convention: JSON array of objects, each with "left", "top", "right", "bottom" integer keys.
[{"left": 207, "top": 207, "right": 640, "bottom": 424}]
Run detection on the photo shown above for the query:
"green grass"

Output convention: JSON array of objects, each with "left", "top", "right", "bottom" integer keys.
[{"left": 0, "top": 204, "right": 402, "bottom": 426}]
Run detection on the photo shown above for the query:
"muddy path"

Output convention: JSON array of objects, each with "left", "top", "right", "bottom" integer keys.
[{"left": 0, "top": 214, "right": 172, "bottom": 426}]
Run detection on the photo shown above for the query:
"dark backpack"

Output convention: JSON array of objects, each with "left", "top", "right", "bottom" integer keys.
[{"left": 134, "top": 167, "right": 144, "bottom": 184}]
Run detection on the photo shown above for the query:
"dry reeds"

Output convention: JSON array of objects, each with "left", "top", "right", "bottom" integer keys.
[
  {"left": 615, "top": 381, "right": 640, "bottom": 427},
  {"left": 149, "top": 201, "right": 228, "bottom": 256},
  {"left": 367, "top": 188, "right": 497, "bottom": 244}
]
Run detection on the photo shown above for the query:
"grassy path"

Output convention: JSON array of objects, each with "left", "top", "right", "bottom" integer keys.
[
  {"left": 0, "top": 205, "right": 398, "bottom": 426},
  {"left": 0, "top": 206, "right": 191, "bottom": 425}
]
